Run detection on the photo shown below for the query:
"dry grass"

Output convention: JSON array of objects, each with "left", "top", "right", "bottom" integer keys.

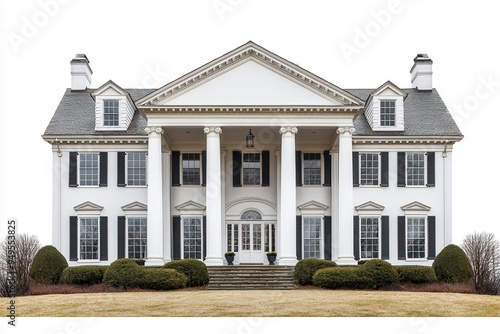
[{"left": 6, "top": 289, "right": 500, "bottom": 317}]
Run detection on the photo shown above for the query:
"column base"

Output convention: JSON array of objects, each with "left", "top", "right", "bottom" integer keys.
[
  {"left": 204, "top": 257, "right": 224, "bottom": 266},
  {"left": 278, "top": 257, "right": 298, "bottom": 266},
  {"left": 336, "top": 257, "right": 357, "bottom": 266},
  {"left": 145, "top": 258, "right": 165, "bottom": 266}
]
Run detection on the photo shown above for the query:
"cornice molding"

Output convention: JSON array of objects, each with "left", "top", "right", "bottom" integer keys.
[
  {"left": 352, "top": 136, "right": 463, "bottom": 145},
  {"left": 140, "top": 106, "right": 363, "bottom": 115}
]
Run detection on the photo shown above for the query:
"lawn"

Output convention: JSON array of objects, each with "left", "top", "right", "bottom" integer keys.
[{"left": 7, "top": 289, "right": 500, "bottom": 317}]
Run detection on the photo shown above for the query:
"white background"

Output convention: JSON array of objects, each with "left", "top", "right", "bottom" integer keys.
[{"left": 0, "top": 0, "right": 499, "bottom": 330}]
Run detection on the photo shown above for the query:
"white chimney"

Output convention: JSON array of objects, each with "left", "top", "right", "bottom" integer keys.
[
  {"left": 70, "top": 54, "right": 92, "bottom": 91},
  {"left": 410, "top": 53, "right": 433, "bottom": 90}
]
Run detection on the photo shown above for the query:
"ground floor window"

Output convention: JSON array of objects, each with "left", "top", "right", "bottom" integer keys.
[
  {"left": 183, "top": 217, "right": 202, "bottom": 259},
  {"left": 303, "top": 217, "right": 322, "bottom": 259},
  {"left": 128, "top": 217, "right": 147, "bottom": 259},
  {"left": 407, "top": 217, "right": 426, "bottom": 259},
  {"left": 360, "top": 217, "right": 379, "bottom": 259},
  {"left": 79, "top": 217, "right": 99, "bottom": 260}
]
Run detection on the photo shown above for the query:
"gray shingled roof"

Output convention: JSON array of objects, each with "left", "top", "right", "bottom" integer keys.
[{"left": 43, "top": 88, "right": 462, "bottom": 137}]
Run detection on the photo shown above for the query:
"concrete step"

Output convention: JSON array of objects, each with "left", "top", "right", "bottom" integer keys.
[{"left": 207, "top": 265, "right": 296, "bottom": 290}]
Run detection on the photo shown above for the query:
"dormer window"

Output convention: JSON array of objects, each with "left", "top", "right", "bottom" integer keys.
[
  {"left": 380, "top": 100, "right": 396, "bottom": 126},
  {"left": 103, "top": 100, "right": 119, "bottom": 126},
  {"left": 364, "top": 81, "right": 407, "bottom": 132}
]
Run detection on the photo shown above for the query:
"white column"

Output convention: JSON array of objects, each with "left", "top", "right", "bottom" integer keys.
[
  {"left": 145, "top": 126, "right": 164, "bottom": 266},
  {"left": 221, "top": 149, "right": 226, "bottom": 255},
  {"left": 443, "top": 149, "right": 452, "bottom": 246},
  {"left": 204, "top": 126, "right": 224, "bottom": 266},
  {"left": 331, "top": 148, "right": 339, "bottom": 261},
  {"left": 52, "top": 149, "right": 62, "bottom": 250},
  {"left": 278, "top": 126, "right": 298, "bottom": 266},
  {"left": 275, "top": 149, "right": 281, "bottom": 259},
  {"left": 337, "top": 127, "right": 357, "bottom": 265},
  {"left": 163, "top": 150, "right": 172, "bottom": 263}
]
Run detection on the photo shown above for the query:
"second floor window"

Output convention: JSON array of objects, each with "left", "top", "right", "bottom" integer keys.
[
  {"left": 103, "top": 100, "right": 119, "bottom": 126},
  {"left": 380, "top": 100, "right": 396, "bottom": 126},
  {"left": 79, "top": 153, "right": 99, "bottom": 186},
  {"left": 243, "top": 153, "right": 260, "bottom": 185},
  {"left": 127, "top": 152, "right": 147, "bottom": 186},
  {"left": 360, "top": 153, "right": 379, "bottom": 186},
  {"left": 407, "top": 153, "right": 425, "bottom": 186},
  {"left": 303, "top": 153, "right": 321, "bottom": 185},
  {"left": 182, "top": 153, "right": 201, "bottom": 185}
]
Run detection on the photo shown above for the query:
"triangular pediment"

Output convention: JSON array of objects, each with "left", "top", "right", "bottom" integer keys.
[
  {"left": 401, "top": 201, "right": 431, "bottom": 212},
  {"left": 121, "top": 201, "right": 147, "bottom": 211},
  {"left": 355, "top": 201, "right": 385, "bottom": 212},
  {"left": 92, "top": 80, "right": 130, "bottom": 97},
  {"left": 298, "top": 200, "right": 329, "bottom": 212},
  {"left": 136, "top": 41, "right": 363, "bottom": 108},
  {"left": 175, "top": 200, "right": 206, "bottom": 212},
  {"left": 74, "top": 201, "right": 103, "bottom": 212}
]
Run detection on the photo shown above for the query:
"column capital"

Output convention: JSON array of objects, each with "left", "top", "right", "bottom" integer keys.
[
  {"left": 336, "top": 127, "right": 355, "bottom": 135},
  {"left": 203, "top": 126, "right": 222, "bottom": 135},
  {"left": 279, "top": 126, "right": 298, "bottom": 135},
  {"left": 145, "top": 126, "right": 164, "bottom": 135}
]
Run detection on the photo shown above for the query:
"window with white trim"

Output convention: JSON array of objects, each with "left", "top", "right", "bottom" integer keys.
[
  {"left": 243, "top": 153, "right": 261, "bottom": 185},
  {"left": 360, "top": 153, "right": 379, "bottom": 186},
  {"left": 127, "top": 152, "right": 147, "bottom": 186},
  {"left": 303, "top": 153, "right": 321, "bottom": 185},
  {"left": 79, "top": 217, "right": 99, "bottom": 260},
  {"left": 303, "top": 217, "right": 322, "bottom": 259},
  {"left": 407, "top": 217, "right": 426, "bottom": 259},
  {"left": 183, "top": 217, "right": 202, "bottom": 259},
  {"left": 380, "top": 100, "right": 396, "bottom": 126},
  {"left": 227, "top": 223, "right": 239, "bottom": 252},
  {"left": 407, "top": 153, "right": 426, "bottom": 186},
  {"left": 79, "top": 153, "right": 99, "bottom": 186},
  {"left": 360, "top": 217, "right": 380, "bottom": 259},
  {"left": 128, "top": 217, "right": 147, "bottom": 259},
  {"left": 182, "top": 153, "right": 201, "bottom": 185},
  {"left": 103, "top": 99, "right": 119, "bottom": 126}
]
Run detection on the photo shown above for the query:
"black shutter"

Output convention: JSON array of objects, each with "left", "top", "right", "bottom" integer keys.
[
  {"left": 426, "top": 152, "right": 435, "bottom": 187},
  {"left": 100, "top": 217, "right": 108, "bottom": 261},
  {"left": 353, "top": 216, "right": 360, "bottom": 260},
  {"left": 69, "top": 152, "right": 78, "bottom": 187},
  {"left": 203, "top": 216, "right": 207, "bottom": 260},
  {"left": 428, "top": 216, "right": 436, "bottom": 259},
  {"left": 117, "top": 152, "right": 126, "bottom": 187},
  {"left": 232, "top": 151, "right": 242, "bottom": 187},
  {"left": 69, "top": 216, "right": 78, "bottom": 261},
  {"left": 117, "top": 216, "right": 126, "bottom": 259},
  {"left": 201, "top": 150, "right": 207, "bottom": 187},
  {"left": 296, "top": 151, "right": 302, "bottom": 186},
  {"left": 397, "top": 152, "right": 406, "bottom": 187},
  {"left": 173, "top": 216, "right": 181, "bottom": 260},
  {"left": 261, "top": 151, "right": 270, "bottom": 187},
  {"left": 99, "top": 152, "right": 108, "bottom": 187},
  {"left": 352, "top": 152, "right": 359, "bottom": 187},
  {"left": 323, "top": 150, "right": 331, "bottom": 187},
  {"left": 296, "top": 216, "right": 302, "bottom": 260},
  {"left": 381, "top": 216, "right": 390, "bottom": 259},
  {"left": 324, "top": 216, "right": 332, "bottom": 260},
  {"left": 172, "top": 151, "right": 181, "bottom": 187},
  {"left": 380, "top": 152, "right": 389, "bottom": 187},
  {"left": 398, "top": 216, "right": 406, "bottom": 260}
]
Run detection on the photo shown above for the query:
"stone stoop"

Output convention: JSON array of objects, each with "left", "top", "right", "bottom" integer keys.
[{"left": 207, "top": 265, "right": 296, "bottom": 290}]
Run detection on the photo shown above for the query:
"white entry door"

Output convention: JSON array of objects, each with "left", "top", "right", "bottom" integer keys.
[{"left": 239, "top": 223, "right": 264, "bottom": 264}]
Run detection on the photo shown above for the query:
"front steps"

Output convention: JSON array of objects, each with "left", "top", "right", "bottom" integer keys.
[{"left": 207, "top": 265, "right": 296, "bottom": 290}]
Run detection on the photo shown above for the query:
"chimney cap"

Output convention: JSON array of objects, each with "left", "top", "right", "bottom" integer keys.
[
  {"left": 70, "top": 54, "right": 90, "bottom": 64},
  {"left": 413, "top": 53, "right": 432, "bottom": 62}
]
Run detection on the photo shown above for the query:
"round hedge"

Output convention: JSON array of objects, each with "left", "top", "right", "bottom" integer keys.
[
  {"left": 313, "top": 267, "right": 372, "bottom": 289},
  {"left": 294, "top": 258, "right": 337, "bottom": 285},
  {"left": 432, "top": 244, "right": 473, "bottom": 283},
  {"left": 163, "top": 259, "right": 209, "bottom": 287},
  {"left": 60, "top": 266, "right": 108, "bottom": 285},
  {"left": 30, "top": 245, "right": 68, "bottom": 284},
  {"left": 137, "top": 268, "right": 187, "bottom": 290},
  {"left": 103, "top": 259, "right": 143, "bottom": 288},
  {"left": 395, "top": 266, "right": 437, "bottom": 284},
  {"left": 361, "top": 259, "right": 398, "bottom": 289}
]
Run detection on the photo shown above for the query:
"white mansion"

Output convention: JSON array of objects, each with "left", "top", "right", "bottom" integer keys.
[{"left": 43, "top": 42, "right": 462, "bottom": 266}]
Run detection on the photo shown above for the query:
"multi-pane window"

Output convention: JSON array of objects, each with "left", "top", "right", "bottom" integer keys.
[
  {"left": 360, "top": 153, "right": 379, "bottom": 186},
  {"left": 407, "top": 217, "right": 426, "bottom": 259},
  {"left": 360, "top": 217, "right": 379, "bottom": 259},
  {"left": 182, "top": 153, "right": 201, "bottom": 185},
  {"left": 79, "top": 218, "right": 99, "bottom": 260},
  {"left": 407, "top": 153, "right": 425, "bottom": 186},
  {"left": 303, "top": 153, "right": 321, "bottom": 185},
  {"left": 103, "top": 100, "right": 119, "bottom": 126},
  {"left": 243, "top": 153, "right": 261, "bottom": 185},
  {"left": 303, "top": 217, "right": 322, "bottom": 259},
  {"left": 128, "top": 218, "right": 147, "bottom": 259},
  {"left": 380, "top": 100, "right": 396, "bottom": 126},
  {"left": 79, "top": 153, "right": 99, "bottom": 186},
  {"left": 241, "top": 224, "right": 250, "bottom": 251},
  {"left": 183, "top": 217, "right": 202, "bottom": 259},
  {"left": 227, "top": 224, "right": 239, "bottom": 252},
  {"left": 127, "top": 153, "right": 147, "bottom": 186}
]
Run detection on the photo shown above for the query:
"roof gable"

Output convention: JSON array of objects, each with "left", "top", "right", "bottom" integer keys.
[{"left": 92, "top": 80, "right": 130, "bottom": 97}]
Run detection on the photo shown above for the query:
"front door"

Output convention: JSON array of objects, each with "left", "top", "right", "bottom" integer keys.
[{"left": 240, "top": 223, "right": 263, "bottom": 264}]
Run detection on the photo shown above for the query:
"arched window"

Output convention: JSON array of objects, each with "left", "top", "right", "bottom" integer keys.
[{"left": 241, "top": 210, "right": 262, "bottom": 220}]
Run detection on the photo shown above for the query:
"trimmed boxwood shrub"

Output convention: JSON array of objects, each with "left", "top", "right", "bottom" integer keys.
[
  {"left": 137, "top": 268, "right": 187, "bottom": 290},
  {"left": 134, "top": 259, "right": 145, "bottom": 266},
  {"left": 313, "top": 267, "right": 372, "bottom": 289},
  {"left": 103, "top": 259, "right": 143, "bottom": 288},
  {"left": 432, "top": 244, "right": 473, "bottom": 283},
  {"left": 395, "top": 266, "right": 437, "bottom": 284},
  {"left": 30, "top": 245, "right": 68, "bottom": 284},
  {"left": 361, "top": 259, "right": 398, "bottom": 289},
  {"left": 294, "top": 258, "right": 337, "bottom": 285},
  {"left": 164, "top": 259, "right": 209, "bottom": 287},
  {"left": 60, "top": 266, "right": 108, "bottom": 285}
]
